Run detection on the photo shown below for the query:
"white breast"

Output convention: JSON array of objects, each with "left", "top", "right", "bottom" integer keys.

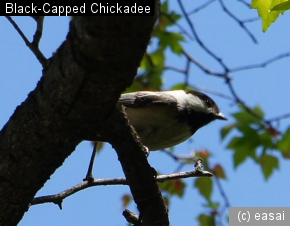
[{"left": 125, "top": 105, "right": 193, "bottom": 151}]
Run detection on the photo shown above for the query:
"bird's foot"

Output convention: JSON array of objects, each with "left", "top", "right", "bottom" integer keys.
[{"left": 194, "top": 158, "right": 203, "bottom": 172}]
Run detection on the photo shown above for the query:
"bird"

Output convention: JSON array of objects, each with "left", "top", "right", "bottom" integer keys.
[{"left": 119, "top": 90, "right": 226, "bottom": 151}]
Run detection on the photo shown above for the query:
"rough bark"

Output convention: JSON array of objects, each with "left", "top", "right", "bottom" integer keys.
[{"left": 0, "top": 13, "right": 168, "bottom": 226}]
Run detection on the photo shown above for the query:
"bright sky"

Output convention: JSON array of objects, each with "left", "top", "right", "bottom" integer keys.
[{"left": 1, "top": 2, "right": 290, "bottom": 226}]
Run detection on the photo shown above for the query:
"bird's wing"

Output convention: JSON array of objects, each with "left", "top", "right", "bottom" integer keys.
[{"left": 119, "top": 92, "right": 177, "bottom": 107}]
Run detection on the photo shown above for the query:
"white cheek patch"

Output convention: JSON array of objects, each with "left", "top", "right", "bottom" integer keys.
[{"left": 186, "top": 94, "right": 210, "bottom": 113}]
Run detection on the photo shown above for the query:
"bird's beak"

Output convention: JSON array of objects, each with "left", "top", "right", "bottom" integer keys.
[{"left": 216, "top": 112, "right": 227, "bottom": 120}]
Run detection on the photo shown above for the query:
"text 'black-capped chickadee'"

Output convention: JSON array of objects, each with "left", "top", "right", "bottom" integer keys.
[{"left": 119, "top": 90, "right": 227, "bottom": 151}]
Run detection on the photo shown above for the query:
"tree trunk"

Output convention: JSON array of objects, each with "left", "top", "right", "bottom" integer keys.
[{"left": 0, "top": 12, "right": 168, "bottom": 226}]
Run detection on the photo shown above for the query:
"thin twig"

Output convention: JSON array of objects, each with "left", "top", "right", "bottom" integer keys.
[
  {"left": 241, "top": 17, "right": 260, "bottom": 23},
  {"left": 184, "top": 58, "right": 191, "bottom": 86},
  {"left": 5, "top": 16, "right": 47, "bottom": 68},
  {"left": 161, "top": 149, "right": 196, "bottom": 162},
  {"left": 32, "top": 16, "right": 44, "bottom": 47},
  {"left": 31, "top": 169, "right": 212, "bottom": 206},
  {"left": 214, "top": 177, "right": 230, "bottom": 226},
  {"left": 218, "top": 0, "right": 257, "bottom": 44},
  {"left": 231, "top": 53, "right": 290, "bottom": 73},
  {"left": 176, "top": 0, "right": 229, "bottom": 72},
  {"left": 267, "top": 112, "right": 290, "bottom": 123},
  {"left": 214, "top": 177, "right": 230, "bottom": 208},
  {"left": 164, "top": 65, "right": 186, "bottom": 74},
  {"left": 188, "top": 0, "right": 217, "bottom": 15},
  {"left": 190, "top": 84, "right": 235, "bottom": 101},
  {"left": 182, "top": 50, "right": 225, "bottom": 77},
  {"left": 237, "top": 0, "right": 251, "bottom": 8},
  {"left": 226, "top": 75, "right": 275, "bottom": 131},
  {"left": 161, "top": 149, "right": 232, "bottom": 219}
]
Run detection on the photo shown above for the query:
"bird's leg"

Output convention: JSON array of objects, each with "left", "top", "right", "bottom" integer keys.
[
  {"left": 83, "top": 141, "right": 98, "bottom": 182},
  {"left": 194, "top": 158, "right": 203, "bottom": 172}
]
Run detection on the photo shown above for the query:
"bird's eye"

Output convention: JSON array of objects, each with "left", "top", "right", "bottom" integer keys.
[{"left": 205, "top": 99, "right": 212, "bottom": 107}]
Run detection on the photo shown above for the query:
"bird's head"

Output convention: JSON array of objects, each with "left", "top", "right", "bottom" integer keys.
[
  {"left": 185, "top": 91, "right": 227, "bottom": 121},
  {"left": 174, "top": 90, "right": 226, "bottom": 133}
]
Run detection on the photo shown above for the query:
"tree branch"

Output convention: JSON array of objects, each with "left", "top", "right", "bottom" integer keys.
[
  {"left": 83, "top": 141, "right": 98, "bottom": 182},
  {"left": 267, "top": 112, "right": 290, "bottom": 123},
  {"left": 108, "top": 105, "right": 169, "bottom": 226},
  {"left": 188, "top": 0, "right": 217, "bottom": 15},
  {"left": 231, "top": 53, "right": 290, "bottom": 73},
  {"left": 190, "top": 84, "right": 235, "bottom": 101},
  {"left": 164, "top": 65, "right": 187, "bottom": 74},
  {"left": 237, "top": 0, "right": 251, "bottom": 8},
  {"left": 241, "top": 17, "right": 260, "bottom": 23},
  {"left": 5, "top": 16, "right": 48, "bottom": 68},
  {"left": 123, "top": 209, "right": 140, "bottom": 225},
  {"left": 0, "top": 15, "right": 159, "bottom": 226},
  {"left": 31, "top": 169, "right": 212, "bottom": 206},
  {"left": 177, "top": 0, "right": 229, "bottom": 72},
  {"left": 31, "top": 16, "right": 45, "bottom": 47},
  {"left": 218, "top": 0, "right": 257, "bottom": 44},
  {"left": 182, "top": 50, "right": 225, "bottom": 77}
]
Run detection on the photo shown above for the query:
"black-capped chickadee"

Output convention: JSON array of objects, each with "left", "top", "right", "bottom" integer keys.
[{"left": 119, "top": 90, "right": 226, "bottom": 151}]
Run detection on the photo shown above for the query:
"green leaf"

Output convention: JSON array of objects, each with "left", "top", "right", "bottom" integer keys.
[
  {"left": 251, "top": 0, "right": 286, "bottom": 32},
  {"left": 221, "top": 123, "right": 237, "bottom": 140},
  {"left": 159, "top": 12, "right": 182, "bottom": 28},
  {"left": 166, "top": 12, "right": 182, "bottom": 26},
  {"left": 251, "top": 105, "right": 265, "bottom": 118},
  {"left": 203, "top": 201, "right": 220, "bottom": 210},
  {"left": 163, "top": 196, "right": 170, "bottom": 207},
  {"left": 259, "top": 154, "right": 279, "bottom": 179},
  {"left": 259, "top": 131, "right": 275, "bottom": 149},
  {"left": 233, "top": 146, "right": 250, "bottom": 168},
  {"left": 161, "top": 0, "right": 168, "bottom": 13},
  {"left": 139, "top": 49, "right": 165, "bottom": 90},
  {"left": 213, "top": 164, "right": 226, "bottom": 179},
  {"left": 123, "top": 78, "right": 145, "bottom": 93},
  {"left": 277, "top": 127, "right": 290, "bottom": 158},
  {"left": 227, "top": 137, "right": 242, "bottom": 150},
  {"left": 198, "top": 214, "right": 215, "bottom": 226},
  {"left": 236, "top": 125, "right": 261, "bottom": 148},
  {"left": 96, "top": 142, "right": 104, "bottom": 153},
  {"left": 227, "top": 137, "right": 257, "bottom": 168},
  {"left": 227, "top": 134, "right": 260, "bottom": 152},
  {"left": 159, "top": 1, "right": 181, "bottom": 28},
  {"left": 122, "top": 194, "right": 132, "bottom": 208},
  {"left": 232, "top": 112, "right": 255, "bottom": 124},
  {"left": 159, "top": 179, "right": 186, "bottom": 197},
  {"left": 150, "top": 48, "right": 165, "bottom": 66},
  {"left": 194, "top": 178, "right": 213, "bottom": 200},
  {"left": 271, "top": 0, "right": 290, "bottom": 11},
  {"left": 148, "top": 70, "right": 163, "bottom": 90},
  {"left": 168, "top": 34, "right": 184, "bottom": 54},
  {"left": 233, "top": 105, "right": 264, "bottom": 125},
  {"left": 91, "top": 141, "right": 104, "bottom": 153},
  {"left": 157, "top": 31, "right": 184, "bottom": 55}
]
